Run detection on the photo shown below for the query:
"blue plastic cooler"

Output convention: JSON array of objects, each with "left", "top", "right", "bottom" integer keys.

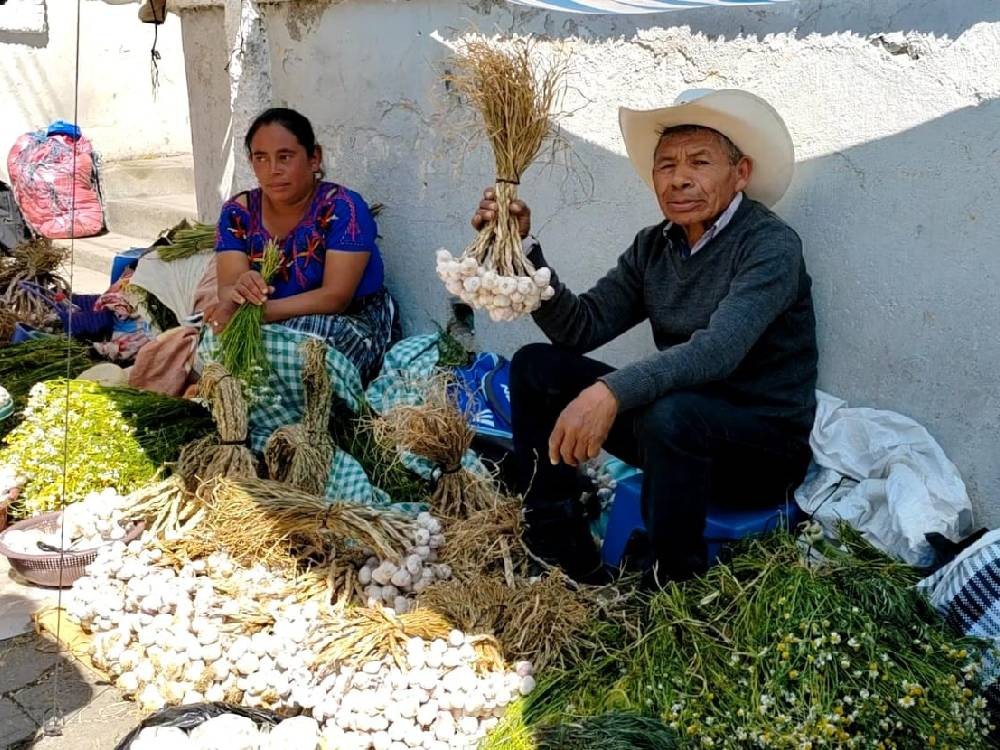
[{"left": 600, "top": 472, "right": 799, "bottom": 569}]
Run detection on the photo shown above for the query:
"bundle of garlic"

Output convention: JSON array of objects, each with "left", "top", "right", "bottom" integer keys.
[
  {"left": 0, "top": 487, "right": 130, "bottom": 553},
  {"left": 435, "top": 38, "right": 565, "bottom": 322},
  {"left": 358, "top": 511, "right": 448, "bottom": 613}
]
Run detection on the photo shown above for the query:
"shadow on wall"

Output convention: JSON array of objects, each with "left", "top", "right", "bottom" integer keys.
[
  {"left": 457, "top": 97, "right": 1000, "bottom": 520},
  {"left": 496, "top": 0, "right": 999, "bottom": 42}
]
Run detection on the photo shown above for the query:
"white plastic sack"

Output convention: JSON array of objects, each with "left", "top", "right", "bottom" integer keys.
[
  {"left": 130, "top": 250, "right": 214, "bottom": 325},
  {"left": 795, "top": 390, "right": 974, "bottom": 567}
]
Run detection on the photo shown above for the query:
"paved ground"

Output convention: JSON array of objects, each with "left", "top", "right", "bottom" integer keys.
[
  {"left": 1, "top": 548, "right": 140, "bottom": 749},
  {"left": 0, "top": 630, "right": 140, "bottom": 750}
]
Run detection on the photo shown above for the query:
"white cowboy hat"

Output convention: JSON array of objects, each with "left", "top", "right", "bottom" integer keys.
[{"left": 618, "top": 89, "right": 795, "bottom": 207}]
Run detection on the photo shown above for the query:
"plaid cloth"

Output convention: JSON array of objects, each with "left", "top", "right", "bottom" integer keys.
[
  {"left": 366, "top": 333, "right": 441, "bottom": 412},
  {"left": 918, "top": 529, "right": 1000, "bottom": 713},
  {"left": 199, "top": 325, "right": 392, "bottom": 506},
  {"left": 366, "top": 334, "right": 484, "bottom": 480}
]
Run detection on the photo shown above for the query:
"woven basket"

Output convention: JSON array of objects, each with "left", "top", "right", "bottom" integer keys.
[{"left": 0, "top": 511, "right": 144, "bottom": 587}]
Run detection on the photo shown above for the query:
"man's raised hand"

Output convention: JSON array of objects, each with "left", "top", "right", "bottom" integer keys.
[{"left": 471, "top": 187, "right": 532, "bottom": 239}]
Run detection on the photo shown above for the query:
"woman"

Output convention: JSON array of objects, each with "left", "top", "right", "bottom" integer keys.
[{"left": 206, "top": 107, "right": 396, "bottom": 382}]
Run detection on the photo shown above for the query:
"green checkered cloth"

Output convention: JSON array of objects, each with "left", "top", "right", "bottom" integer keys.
[
  {"left": 366, "top": 333, "right": 484, "bottom": 480},
  {"left": 200, "top": 325, "right": 403, "bottom": 508}
]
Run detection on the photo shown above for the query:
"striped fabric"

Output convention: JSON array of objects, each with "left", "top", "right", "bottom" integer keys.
[
  {"left": 506, "top": 0, "right": 792, "bottom": 15},
  {"left": 918, "top": 529, "right": 1000, "bottom": 712}
]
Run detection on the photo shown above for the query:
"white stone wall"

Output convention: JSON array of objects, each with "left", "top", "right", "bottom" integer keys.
[
  {"left": 0, "top": 0, "right": 192, "bottom": 182},
  {"left": 182, "top": 0, "right": 1000, "bottom": 525}
]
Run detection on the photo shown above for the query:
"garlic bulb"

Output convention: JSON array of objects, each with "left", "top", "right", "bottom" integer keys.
[{"left": 435, "top": 248, "right": 554, "bottom": 321}]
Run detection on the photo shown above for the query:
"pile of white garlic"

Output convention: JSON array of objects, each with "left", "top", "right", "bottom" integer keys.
[
  {"left": 310, "top": 633, "right": 535, "bottom": 750},
  {"left": 0, "top": 488, "right": 129, "bottom": 553},
  {"left": 66, "top": 519, "right": 535, "bottom": 749},
  {"left": 68, "top": 539, "right": 327, "bottom": 714},
  {"left": 435, "top": 250, "right": 554, "bottom": 322},
  {"left": 359, "top": 512, "right": 449, "bottom": 614}
]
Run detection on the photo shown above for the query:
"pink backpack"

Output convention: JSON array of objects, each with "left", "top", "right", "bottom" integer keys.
[{"left": 7, "top": 130, "right": 104, "bottom": 239}]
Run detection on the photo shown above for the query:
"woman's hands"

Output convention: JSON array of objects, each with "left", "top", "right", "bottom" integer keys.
[
  {"left": 203, "top": 299, "right": 237, "bottom": 334},
  {"left": 230, "top": 270, "right": 273, "bottom": 305}
]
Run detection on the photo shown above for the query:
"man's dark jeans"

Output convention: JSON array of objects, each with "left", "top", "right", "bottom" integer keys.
[{"left": 510, "top": 343, "right": 813, "bottom": 582}]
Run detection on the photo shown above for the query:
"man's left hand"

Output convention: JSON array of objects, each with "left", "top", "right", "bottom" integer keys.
[{"left": 548, "top": 381, "right": 619, "bottom": 467}]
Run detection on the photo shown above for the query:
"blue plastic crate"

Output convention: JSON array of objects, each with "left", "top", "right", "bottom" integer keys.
[
  {"left": 601, "top": 472, "right": 799, "bottom": 569},
  {"left": 110, "top": 246, "right": 148, "bottom": 285}
]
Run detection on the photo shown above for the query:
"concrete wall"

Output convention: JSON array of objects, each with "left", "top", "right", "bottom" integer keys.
[
  {"left": 181, "top": 0, "right": 1000, "bottom": 525},
  {"left": 0, "top": 0, "right": 192, "bottom": 182}
]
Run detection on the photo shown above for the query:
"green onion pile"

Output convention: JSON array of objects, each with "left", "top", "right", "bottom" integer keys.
[
  {"left": 156, "top": 222, "right": 216, "bottom": 262},
  {"left": 485, "top": 527, "right": 995, "bottom": 750},
  {"left": 0, "top": 337, "right": 97, "bottom": 435}
]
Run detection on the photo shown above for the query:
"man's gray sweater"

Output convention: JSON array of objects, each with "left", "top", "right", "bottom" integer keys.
[{"left": 529, "top": 196, "right": 818, "bottom": 437}]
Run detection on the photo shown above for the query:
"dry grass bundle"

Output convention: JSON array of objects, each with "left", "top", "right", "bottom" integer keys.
[
  {"left": 125, "top": 476, "right": 204, "bottom": 540},
  {"left": 372, "top": 377, "right": 499, "bottom": 520},
  {"left": 309, "top": 605, "right": 503, "bottom": 675},
  {"left": 436, "top": 38, "right": 566, "bottom": 321},
  {"left": 0, "top": 238, "right": 67, "bottom": 285},
  {"left": 264, "top": 340, "right": 334, "bottom": 495},
  {"left": 0, "top": 307, "right": 17, "bottom": 345},
  {"left": 419, "top": 570, "right": 597, "bottom": 671},
  {"left": 0, "top": 238, "right": 69, "bottom": 328},
  {"left": 177, "top": 363, "right": 257, "bottom": 490},
  {"left": 192, "top": 476, "right": 415, "bottom": 572},
  {"left": 441, "top": 497, "right": 528, "bottom": 585}
]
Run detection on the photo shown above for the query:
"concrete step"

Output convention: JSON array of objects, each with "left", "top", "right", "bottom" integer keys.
[
  {"left": 104, "top": 193, "right": 198, "bottom": 243},
  {"left": 100, "top": 154, "right": 195, "bottom": 200},
  {"left": 53, "top": 231, "right": 150, "bottom": 292},
  {"left": 62, "top": 263, "right": 112, "bottom": 295}
]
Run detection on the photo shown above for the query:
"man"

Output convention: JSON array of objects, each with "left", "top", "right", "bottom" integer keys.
[{"left": 472, "top": 89, "right": 818, "bottom": 586}]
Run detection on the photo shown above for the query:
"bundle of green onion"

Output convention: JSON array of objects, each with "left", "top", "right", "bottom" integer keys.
[
  {"left": 215, "top": 239, "right": 283, "bottom": 394},
  {"left": 156, "top": 222, "right": 216, "bottom": 262}
]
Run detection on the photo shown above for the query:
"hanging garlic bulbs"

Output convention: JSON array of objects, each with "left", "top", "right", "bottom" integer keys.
[
  {"left": 436, "top": 249, "right": 554, "bottom": 322},
  {"left": 435, "top": 38, "right": 565, "bottom": 322}
]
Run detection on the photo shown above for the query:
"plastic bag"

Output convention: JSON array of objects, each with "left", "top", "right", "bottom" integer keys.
[
  {"left": 795, "top": 390, "right": 974, "bottom": 567},
  {"left": 114, "top": 702, "right": 282, "bottom": 750}
]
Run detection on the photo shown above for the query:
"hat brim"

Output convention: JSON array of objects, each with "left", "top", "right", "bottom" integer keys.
[{"left": 619, "top": 90, "right": 795, "bottom": 207}]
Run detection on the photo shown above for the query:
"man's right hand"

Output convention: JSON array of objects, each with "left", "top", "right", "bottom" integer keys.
[{"left": 471, "top": 187, "right": 532, "bottom": 239}]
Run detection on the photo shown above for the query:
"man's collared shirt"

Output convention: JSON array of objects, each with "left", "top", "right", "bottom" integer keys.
[{"left": 663, "top": 192, "right": 744, "bottom": 259}]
